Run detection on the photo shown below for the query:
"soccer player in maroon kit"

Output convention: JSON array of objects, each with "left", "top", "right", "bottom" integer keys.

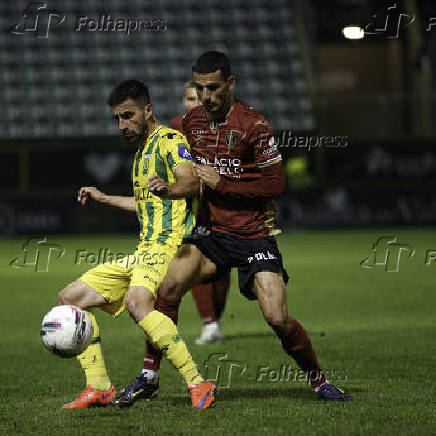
[
  {"left": 171, "top": 80, "right": 230, "bottom": 345},
  {"left": 113, "top": 51, "right": 351, "bottom": 406}
]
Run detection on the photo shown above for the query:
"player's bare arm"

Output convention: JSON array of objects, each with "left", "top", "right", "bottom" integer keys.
[
  {"left": 77, "top": 186, "right": 135, "bottom": 212},
  {"left": 147, "top": 163, "right": 199, "bottom": 199}
]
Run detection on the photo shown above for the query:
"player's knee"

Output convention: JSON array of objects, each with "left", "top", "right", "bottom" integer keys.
[
  {"left": 126, "top": 287, "right": 155, "bottom": 321},
  {"left": 57, "top": 281, "right": 102, "bottom": 309},
  {"left": 58, "top": 285, "right": 78, "bottom": 306},
  {"left": 57, "top": 290, "right": 65, "bottom": 305}
]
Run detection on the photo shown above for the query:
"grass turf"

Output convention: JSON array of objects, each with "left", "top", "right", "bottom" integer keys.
[{"left": 0, "top": 229, "right": 435, "bottom": 435}]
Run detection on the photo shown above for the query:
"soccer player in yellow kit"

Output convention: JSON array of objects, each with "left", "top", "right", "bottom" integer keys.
[{"left": 57, "top": 79, "right": 215, "bottom": 410}]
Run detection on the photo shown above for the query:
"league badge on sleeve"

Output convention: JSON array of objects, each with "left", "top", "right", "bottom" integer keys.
[{"left": 178, "top": 145, "right": 194, "bottom": 161}]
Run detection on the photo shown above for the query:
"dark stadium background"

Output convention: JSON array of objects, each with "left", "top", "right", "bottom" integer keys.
[{"left": 1, "top": 0, "right": 435, "bottom": 236}]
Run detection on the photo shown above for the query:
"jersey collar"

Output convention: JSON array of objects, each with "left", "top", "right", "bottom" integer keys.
[{"left": 207, "top": 100, "right": 236, "bottom": 133}]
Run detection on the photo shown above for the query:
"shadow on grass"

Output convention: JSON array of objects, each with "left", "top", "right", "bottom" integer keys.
[
  {"left": 157, "top": 387, "right": 317, "bottom": 407},
  {"left": 217, "top": 387, "right": 314, "bottom": 401},
  {"left": 67, "top": 385, "right": 362, "bottom": 412},
  {"left": 222, "top": 331, "right": 274, "bottom": 341},
  {"left": 221, "top": 330, "right": 327, "bottom": 342}
]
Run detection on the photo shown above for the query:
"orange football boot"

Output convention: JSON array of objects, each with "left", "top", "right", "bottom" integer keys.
[
  {"left": 62, "top": 385, "right": 116, "bottom": 409},
  {"left": 188, "top": 381, "right": 216, "bottom": 409}
]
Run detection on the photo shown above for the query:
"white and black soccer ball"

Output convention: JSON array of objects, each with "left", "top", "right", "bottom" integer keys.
[{"left": 40, "top": 305, "right": 93, "bottom": 357}]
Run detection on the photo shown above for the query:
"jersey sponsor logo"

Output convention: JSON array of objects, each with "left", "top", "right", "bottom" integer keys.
[
  {"left": 247, "top": 251, "right": 277, "bottom": 263},
  {"left": 193, "top": 226, "right": 211, "bottom": 237},
  {"left": 178, "top": 145, "right": 194, "bottom": 161},
  {"left": 262, "top": 137, "right": 279, "bottom": 156},
  {"left": 192, "top": 129, "right": 209, "bottom": 135},
  {"left": 196, "top": 156, "right": 243, "bottom": 175}
]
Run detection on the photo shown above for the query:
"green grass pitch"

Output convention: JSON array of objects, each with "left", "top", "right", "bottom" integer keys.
[{"left": 1, "top": 229, "right": 435, "bottom": 435}]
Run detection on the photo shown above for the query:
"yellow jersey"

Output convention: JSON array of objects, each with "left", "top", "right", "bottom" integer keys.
[{"left": 132, "top": 125, "right": 196, "bottom": 249}]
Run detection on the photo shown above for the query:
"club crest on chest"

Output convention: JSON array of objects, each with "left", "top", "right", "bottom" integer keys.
[{"left": 225, "top": 131, "right": 240, "bottom": 151}]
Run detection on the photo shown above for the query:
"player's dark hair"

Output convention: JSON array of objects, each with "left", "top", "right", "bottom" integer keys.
[
  {"left": 107, "top": 79, "right": 150, "bottom": 107},
  {"left": 184, "top": 80, "right": 196, "bottom": 89},
  {"left": 192, "top": 51, "right": 232, "bottom": 80}
]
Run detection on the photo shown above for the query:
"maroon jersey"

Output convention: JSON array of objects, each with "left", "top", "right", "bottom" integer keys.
[
  {"left": 170, "top": 114, "right": 184, "bottom": 134},
  {"left": 183, "top": 100, "right": 285, "bottom": 238}
]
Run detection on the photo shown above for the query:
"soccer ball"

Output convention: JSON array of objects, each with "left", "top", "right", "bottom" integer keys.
[{"left": 40, "top": 305, "right": 93, "bottom": 357}]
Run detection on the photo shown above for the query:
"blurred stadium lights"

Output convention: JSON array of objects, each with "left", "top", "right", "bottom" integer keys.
[{"left": 342, "top": 25, "right": 364, "bottom": 39}]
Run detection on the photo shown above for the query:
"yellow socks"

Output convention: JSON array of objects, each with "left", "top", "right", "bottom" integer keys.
[
  {"left": 76, "top": 311, "right": 111, "bottom": 391},
  {"left": 139, "top": 310, "right": 203, "bottom": 385}
]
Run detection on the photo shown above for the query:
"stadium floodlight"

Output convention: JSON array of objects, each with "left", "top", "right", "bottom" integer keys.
[{"left": 342, "top": 25, "right": 364, "bottom": 40}]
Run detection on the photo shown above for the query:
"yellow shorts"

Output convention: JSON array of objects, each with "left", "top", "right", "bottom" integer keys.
[{"left": 79, "top": 243, "right": 178, "bottom": 317}]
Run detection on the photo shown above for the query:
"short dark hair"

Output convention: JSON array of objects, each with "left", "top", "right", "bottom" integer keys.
[
  {"left": 184, "top": 80, "right": 196, "bottom": 89},
  {"left": 192, "top": 51, "right": 232, "bottom": 80},
  {"left": 107, "top": 79, "right": 150, "bottom": 107}
]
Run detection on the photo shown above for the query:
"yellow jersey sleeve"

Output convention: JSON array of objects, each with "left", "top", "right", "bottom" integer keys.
[{"left": 160, "top": 130, "right": 194, "bottom": 171}]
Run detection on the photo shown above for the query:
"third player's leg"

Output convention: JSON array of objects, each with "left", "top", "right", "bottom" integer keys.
[{"left": 159, "top": 243, "right": 218, "bottom": 302}]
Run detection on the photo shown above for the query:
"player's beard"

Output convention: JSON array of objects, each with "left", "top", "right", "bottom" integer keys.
[
  {"left": 205, "top": 94, "right": 232, "bottom": 122},
  {"left": 123, "top": 124, "right": 147, "bottom": 148}
]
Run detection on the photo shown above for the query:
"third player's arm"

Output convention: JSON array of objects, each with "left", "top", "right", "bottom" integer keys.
[{"left": 78, "top": 186, "right": 136, "bottom": 212}]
